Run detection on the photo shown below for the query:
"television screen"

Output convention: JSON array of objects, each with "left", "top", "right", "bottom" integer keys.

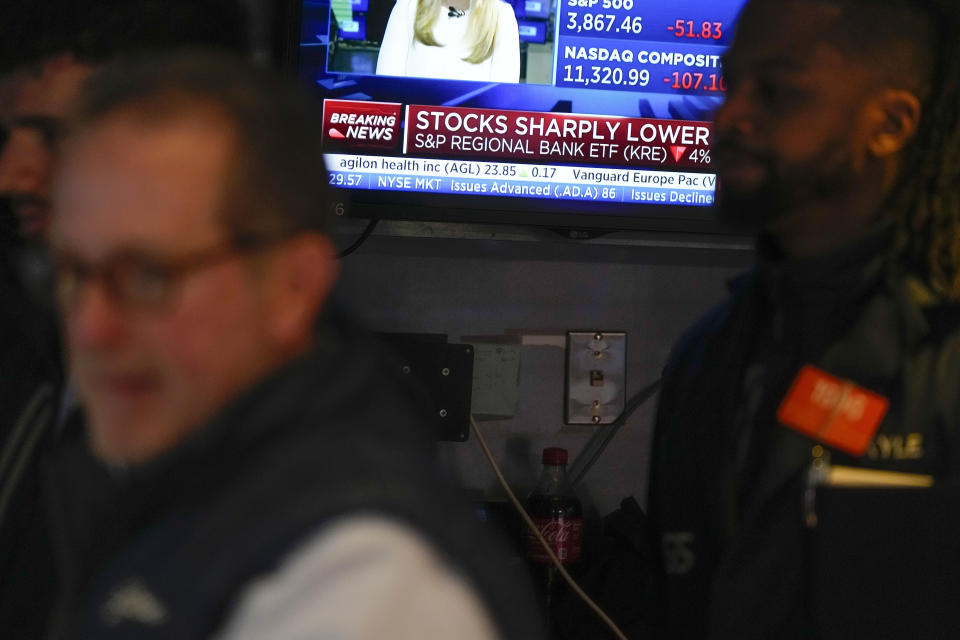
[{"left": 294, "top": 0, "right": 748, "bottom": 232}]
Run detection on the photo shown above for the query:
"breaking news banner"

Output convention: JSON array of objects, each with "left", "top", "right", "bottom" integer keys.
[
  {"left": 322, "top": 100, "right": 713, "bottom": 170},
  {"left": 321, "top": 99, "right": 716, "bottom": 206}
]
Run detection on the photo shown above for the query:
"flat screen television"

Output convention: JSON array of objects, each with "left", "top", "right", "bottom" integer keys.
[{"left": 285, "top": 0, "right": 748, "bottom": 233}]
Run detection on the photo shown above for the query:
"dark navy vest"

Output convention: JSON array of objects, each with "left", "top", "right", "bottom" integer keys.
[{"left": 44, "top": 315, "right": 544, "bottom": 640}]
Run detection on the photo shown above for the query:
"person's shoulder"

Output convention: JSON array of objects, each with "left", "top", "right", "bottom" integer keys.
[
  {"left": 897, "top": 274, "right": 960, "bottom": 342},
  {"left": 889, "top": 275, "right": 960, "bottom": 431},
  {"left": 389, "top": 0, "right": 420, "bottom": 21},
  {"left": 494, "top": 0, "right": 518, "bottom": 20},
  {"left": 920, "top": 303, "right": 960, "bottom": 342}
]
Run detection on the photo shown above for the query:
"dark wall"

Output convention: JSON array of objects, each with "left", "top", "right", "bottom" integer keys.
[{"left": 334, "top": 223, "right": 751, "bottom": 514}]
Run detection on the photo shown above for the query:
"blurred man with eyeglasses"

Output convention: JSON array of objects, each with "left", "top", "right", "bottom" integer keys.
[{"left": 41, "top": 51, "right": 541, "bottom": 640}]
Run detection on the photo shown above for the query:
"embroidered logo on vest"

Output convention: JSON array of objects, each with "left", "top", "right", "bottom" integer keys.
[{"left": 100, "top": 578, "right": 168, "bottom": 627}]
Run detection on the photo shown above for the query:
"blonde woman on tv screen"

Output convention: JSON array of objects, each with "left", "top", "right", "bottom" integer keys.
[{"left": 376, "top": 0, "right": 521, "bottom": 82}]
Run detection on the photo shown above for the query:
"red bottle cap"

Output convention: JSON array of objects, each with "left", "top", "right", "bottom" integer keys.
[{"left": 542, "top": 447, "right": 568, "bottom": 466}]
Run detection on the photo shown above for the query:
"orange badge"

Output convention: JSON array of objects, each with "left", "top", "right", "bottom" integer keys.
[{"left": 777, "top": 365, "right": 889, "bottom": 456}]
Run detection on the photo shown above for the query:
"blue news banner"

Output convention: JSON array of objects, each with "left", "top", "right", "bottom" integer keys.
[{"left": 325, "top": 155, "right": 716, "bottom": 207}]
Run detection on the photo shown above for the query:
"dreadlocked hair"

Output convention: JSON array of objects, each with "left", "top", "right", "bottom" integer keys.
[{"left": 881, "top": 5, "right": 960, "bottom": 299}]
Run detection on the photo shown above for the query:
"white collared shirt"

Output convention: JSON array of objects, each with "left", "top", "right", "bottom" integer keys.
[{"left": 213, "top": 515, "right": 500, "bottom": 640}]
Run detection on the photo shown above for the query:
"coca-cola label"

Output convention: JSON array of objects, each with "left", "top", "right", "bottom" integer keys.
[{"left": 526, "top": 516, "right": 583, "bottom": 564}]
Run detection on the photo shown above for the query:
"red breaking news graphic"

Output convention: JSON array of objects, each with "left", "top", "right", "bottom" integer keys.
[
  {"left": 322, "top": 100, "right": 403, "bottom": 152},
  {"left": 322, "top": 99, "right": 713, "bottom": 169}
]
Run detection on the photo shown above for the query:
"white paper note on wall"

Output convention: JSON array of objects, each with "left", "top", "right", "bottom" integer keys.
[{"left": 471, "top": 344, "right": 521, "bottom": 417}]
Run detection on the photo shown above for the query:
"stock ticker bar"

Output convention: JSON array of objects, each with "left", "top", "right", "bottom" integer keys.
[
  {"left": 554, "top": 0, "right": 738, "bottom": 95},
  {"left": 326, "top": 153, "right": 716, "bottom": 206}
]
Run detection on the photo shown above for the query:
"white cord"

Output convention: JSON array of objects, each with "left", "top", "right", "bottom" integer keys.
[{"left": 469, "top": 415, "right": 630, "bottom": 640}]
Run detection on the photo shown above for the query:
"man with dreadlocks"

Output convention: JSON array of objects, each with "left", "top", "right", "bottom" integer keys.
[{"left": 647, "top": 0, "right": 960, "bottom": 638}]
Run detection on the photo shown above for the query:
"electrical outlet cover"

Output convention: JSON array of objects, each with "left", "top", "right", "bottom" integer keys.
[{"left": 565, "top": 331, "right": 626, "bottom": 425}]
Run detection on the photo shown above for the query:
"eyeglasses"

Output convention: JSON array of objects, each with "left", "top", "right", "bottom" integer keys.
[{"left": 53, "top": 240, "right": 270, "bottom": 311}]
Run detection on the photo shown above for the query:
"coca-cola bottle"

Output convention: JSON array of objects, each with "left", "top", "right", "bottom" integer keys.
[{"left": 525, "top": 447, "right": 583, "bottom": 608}]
